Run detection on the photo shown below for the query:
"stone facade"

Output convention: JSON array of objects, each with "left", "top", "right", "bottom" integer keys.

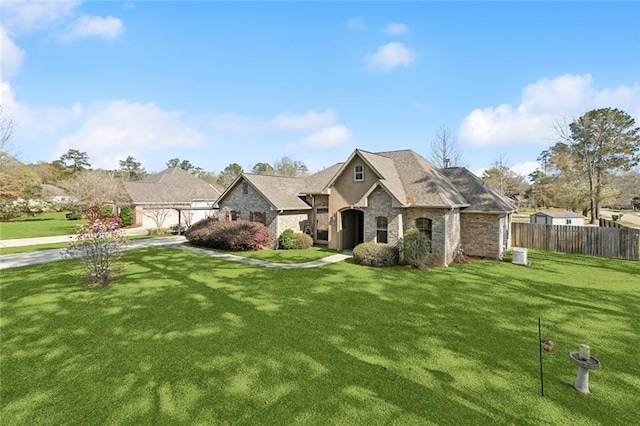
[
  {"left": 403, "top": 208, "right": 458, "bottom": 267},
  {"left": 460, "top": 213, "right": 505, "bottom": 258},
  {"left": 364, "top": 187, "right": 402, "bottom": 245}
]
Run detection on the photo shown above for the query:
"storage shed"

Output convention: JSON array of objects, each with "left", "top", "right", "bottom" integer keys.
[{"left": 530, "top": 211, "right": 585, "bottom": 226}]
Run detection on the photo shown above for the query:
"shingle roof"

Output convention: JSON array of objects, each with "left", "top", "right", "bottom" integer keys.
[
  {"left": 440, "top": 167, "right": 517, "bottom": 212},
  {"left": 304, "top": 163, "right": 343, "bottom": 194},
  {"left": 358, "top": 150, "right": 407, "bottom": 205},
  {"left": 124, "top": 167, "right": 220, "bottom": 205},
  {"left": 242, "top": 174, "right": 311, "bottom": 210},
  {"left": 377, "top": 150, "right": 469, "bottom": 207}
]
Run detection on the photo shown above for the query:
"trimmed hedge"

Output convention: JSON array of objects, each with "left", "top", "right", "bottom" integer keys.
[
  {"left": 185, "top": 218, "right": 270, "bottom": 251},
  {"left": 278, "top": 229, "right": 296, "bottom": 249},
  {"left": 353, "top": 242, "right": 398, "bottom": 267},
  {"left": 119, "top": 206, "right": 134, "bottom": 227},
  {"left": 293, "top": 233, "right": 313, "bottom": 249}
]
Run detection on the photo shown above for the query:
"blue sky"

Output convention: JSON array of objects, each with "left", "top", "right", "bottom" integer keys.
[{"left": 2, "top": 1, "right": 639, "bottom": 178}]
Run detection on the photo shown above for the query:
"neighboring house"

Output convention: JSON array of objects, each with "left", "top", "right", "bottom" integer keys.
[
  {"left": 217, "top": 149, "right": 516, "bottom": 266},
  {"left": 530, "top": 211, "right": 585, "bottom": 226},
  {"left": 40, "top": 184, "right": 75, "bottom": 204},
  {"left": 123, "top": 167, "right": 220, "bottom": 229}
]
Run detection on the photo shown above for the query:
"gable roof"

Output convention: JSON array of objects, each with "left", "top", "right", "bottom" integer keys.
[
  {"left": 218, "top": 174, "right": 311, "bottom": 211},
  {"left": 377, "top": 150, "right": 469, "bottom": 207},
  {"left": 123, "top": 167, "right": 220, "bottom": 205},
  {"left": 304, "top": 163, "right": 343, "bottom": 194},
  {"left": 440, "top": 167, "right": 516, "bottom": 213}
]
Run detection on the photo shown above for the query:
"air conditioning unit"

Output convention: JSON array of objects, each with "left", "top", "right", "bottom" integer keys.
[{"left": 512, "top": 247, "right": 529, "bottom": 266}]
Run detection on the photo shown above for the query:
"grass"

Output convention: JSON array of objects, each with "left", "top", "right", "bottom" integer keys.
[
  {"left": 1, "top": 249, "right": 639, "bottom": 424},
  {"left": 0, "top": 235, "right": 158, "bottom": 256},
  {"left": 0, "top": 212, "right": 86, "bottom": 240},
  {"left": 185, "top": 245, "right": 340, "bottom": 264}
]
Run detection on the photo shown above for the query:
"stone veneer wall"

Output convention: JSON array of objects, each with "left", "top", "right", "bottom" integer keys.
[
  {"left": 403, "top": 208, "right": 454, "bottom": 267},
  {"left": 459, "top": 213, "right": 502, "bottom": 258},
  {"left": 444, "top": 209, "right": 461, "bottom": 265},
  {"left": 364, "top": 187, "right": 402, "bottom": 245}
]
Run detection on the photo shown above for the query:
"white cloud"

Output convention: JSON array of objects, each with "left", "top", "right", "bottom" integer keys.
[
  {"left": 0, "top": 80, "right": 81, "bottom": 137},
  {"left": 300, "top": 125, "right": 351, "bottom": 149},
  {"left": 1, "top": 0, "right": 80, "bottom": 35},
  {"left": 270, "top": 109, "right": 337, "bottom": 132},
  {"left": 367, "top": 42, "right": 416, "bottom": 72},
  {"left": 511, "top": 161, "right": 540, "bottom": 178},
  {"left": 0, "top": 26, "right": 26, "bottom": 78},
  {"left": 60, "top": 15, "right": 124, "bottom": 42},
  {"left": 348, "top": 18, "right": 365, "bottom": 31},
  {"left": 55, "top": 101, "right": 204, "bottom": 169},
  {"left": 458, "top": 74, "right": 640, "bottom": 146},
  {"left": 384, "top": 22, "right": 408, "bottom": 35}
]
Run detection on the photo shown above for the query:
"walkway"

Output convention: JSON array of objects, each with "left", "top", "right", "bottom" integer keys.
[{"left": 0, "top": 236, "right": 351, "bottom": 270}]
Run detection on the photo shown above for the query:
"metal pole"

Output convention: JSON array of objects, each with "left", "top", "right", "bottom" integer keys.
[{"left": 538, "top": 317, "right": 544, "bottom": 397}]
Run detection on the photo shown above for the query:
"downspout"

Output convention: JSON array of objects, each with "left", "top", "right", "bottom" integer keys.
[{"left": 275, "top": 209, "right": 284, "bottom": 248}]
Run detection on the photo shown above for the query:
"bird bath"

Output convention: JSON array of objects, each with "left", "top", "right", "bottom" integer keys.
[{"left": 568, "top": 344, "right": 601, "bottom": 395}]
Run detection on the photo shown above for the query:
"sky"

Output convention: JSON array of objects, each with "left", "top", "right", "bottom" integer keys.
[{"left": 1, "top": 1, "right": 639, "bottom": 178}]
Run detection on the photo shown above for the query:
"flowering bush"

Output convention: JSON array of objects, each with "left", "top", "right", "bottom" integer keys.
[
  {"left": 185, "top": 218, "right": 269, "bottom": 251},
  {"left": 64, "top": 218, "right": 128, "bottom": 287}
]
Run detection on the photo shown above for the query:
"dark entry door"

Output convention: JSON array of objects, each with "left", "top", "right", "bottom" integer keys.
[{"left": 341, "top": 209, "right": 364, "bottom": 249}]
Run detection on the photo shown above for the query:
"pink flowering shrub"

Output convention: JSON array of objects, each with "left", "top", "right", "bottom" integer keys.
[
  {"left": 185, "top": 218, "right": 270, "bottom": 251},
  {"left": 64, "top": 218, "right": 128, "bottom": 287}
]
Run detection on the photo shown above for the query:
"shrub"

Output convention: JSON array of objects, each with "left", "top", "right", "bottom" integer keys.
[
  {"left": 278, "top": 229, "right": 296, "bottom": 249},
  {"left": 0, "top": 203, "right": 22, "bottom": 222},
  {"left": 292, "top": 233, "right": 313, "bottom": 249},
  {"left": 118, "top": 206, "right": 134, "bottom": 227},
  {"left": 185, "top": 218, "right": 270, "bottom": 251},
  {"left": 99, "top": 205, "right": 114, "bottom": 218},
  {"left": 400, "top": 228, "right": 432, "bottom": 268},
  {"left": 353, "top": 242, "right": 398, "bottom": 267},
  {"left": 63, "top": 218, "right": 128, "bottom": 287},
  {"left": 612, "top": 214, "right": 619, "bottom": 222},
  {"left": 65, "top": 211, "right": 83, "bottom": 220}
]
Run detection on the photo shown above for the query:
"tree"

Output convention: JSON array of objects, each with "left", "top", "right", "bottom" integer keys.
[
  {"left": 217, "top": 163, "right": 243, "bottom": 187},
  {"left": 59, "top": 170, "right": 130, "bottom": 220},
  {"left": 59, "top": 149, "right": 91, "bottom": 172},
  {"left": 552, "top": 108, "right": 640, "bottom": 223},
  {"left": 64, "top": 218, "right": 128, "bottom": 287},
  {"left": 273, "top": 156, "right": 308, "bottom": 177},
  {"left": 0, "top": 106, "right": 15, "bottom": 150},
  {"left": 251, "top": 162, "right": 274, "bottom": 175},
  {"left": 429, "top": 126, "right": 464, "bottom": 168},
  {"left": 481, "top": 155, "right": 527, "bottom": 196},
  {"left": 118, "top": 156, "right": 147, "bottom": 181}
]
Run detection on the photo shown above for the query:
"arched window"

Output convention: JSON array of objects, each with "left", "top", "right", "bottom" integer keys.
[
  {"left": 376, "top": 216, "right": 388, "bottom": 243},
  {"left": 416, "top": 218, "right": 432, "bottom": 240}
]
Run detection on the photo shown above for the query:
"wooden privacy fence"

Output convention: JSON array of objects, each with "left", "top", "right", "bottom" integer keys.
[{"left": 511, "top": 222, "right": 639, "bottom": 261}]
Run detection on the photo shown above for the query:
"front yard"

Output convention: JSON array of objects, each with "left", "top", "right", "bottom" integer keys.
[{"left": 1, "top": 248, "right": 638, "bottom": 424}]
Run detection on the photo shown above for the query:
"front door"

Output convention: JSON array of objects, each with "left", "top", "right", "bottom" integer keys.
[{"left": 341, "top": 209, "right": 364, "bottom": 250}]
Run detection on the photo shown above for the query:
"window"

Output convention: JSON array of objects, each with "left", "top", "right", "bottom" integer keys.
[
  {"left": 242, "top": 182, "right": 249, "bottom": 195},
  {"left": 250, "top": 211, "right": 266, "bottom": 225},
  {"left": 231, "top": 210, "right": 241, "bottom": 221},
  {"left": 316, "top": 206, "right": 329, "bottom": 241},
  {"left": 376, "top": 216, "right": 388, "bottom": 243},
  {"left": 416, "top": 218, "right": 432, "bottom": 240},
  {"left": 354, "top": 165, "right": 364, "bottom": 181},
  {"left": 566, "top": 219, "right": 572, "bottom": 225}
]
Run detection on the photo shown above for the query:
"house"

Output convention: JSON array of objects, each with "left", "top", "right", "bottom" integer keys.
[
  {"left": 217, "top": 149, "right": 516, "bottom": 266},
  {"left": 123, "top": 167, "right": 220, "bottom": 229},
  {"left": 530, "top": 211, "right": 585, "bottom": 226},
  {"left": 40, "top": 184, "right": 75, "bottom": 204}
]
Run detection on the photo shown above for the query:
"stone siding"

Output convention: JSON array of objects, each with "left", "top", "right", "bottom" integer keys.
[
  {"left": 364, "top": 187, "right": 401, "bottom": 245},
  {"left": 275, "top": 212, "right": 310, "bottom": 247},
  {"left": 403, "top": 208, "right": 456, "bottom": 267},
  {"left": 460, "top": 213, "right": 503, "bottom": 258}
]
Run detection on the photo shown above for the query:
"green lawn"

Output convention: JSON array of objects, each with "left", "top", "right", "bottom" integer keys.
[
  {"left": 185, "top": 245, "right": 340, "bottom": 264},
  {"left": 0, "top": 212, "right": 86, "bottom": 240},
  {"left": 1, "top": 249, "right": 639, "bottom": 424}
]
